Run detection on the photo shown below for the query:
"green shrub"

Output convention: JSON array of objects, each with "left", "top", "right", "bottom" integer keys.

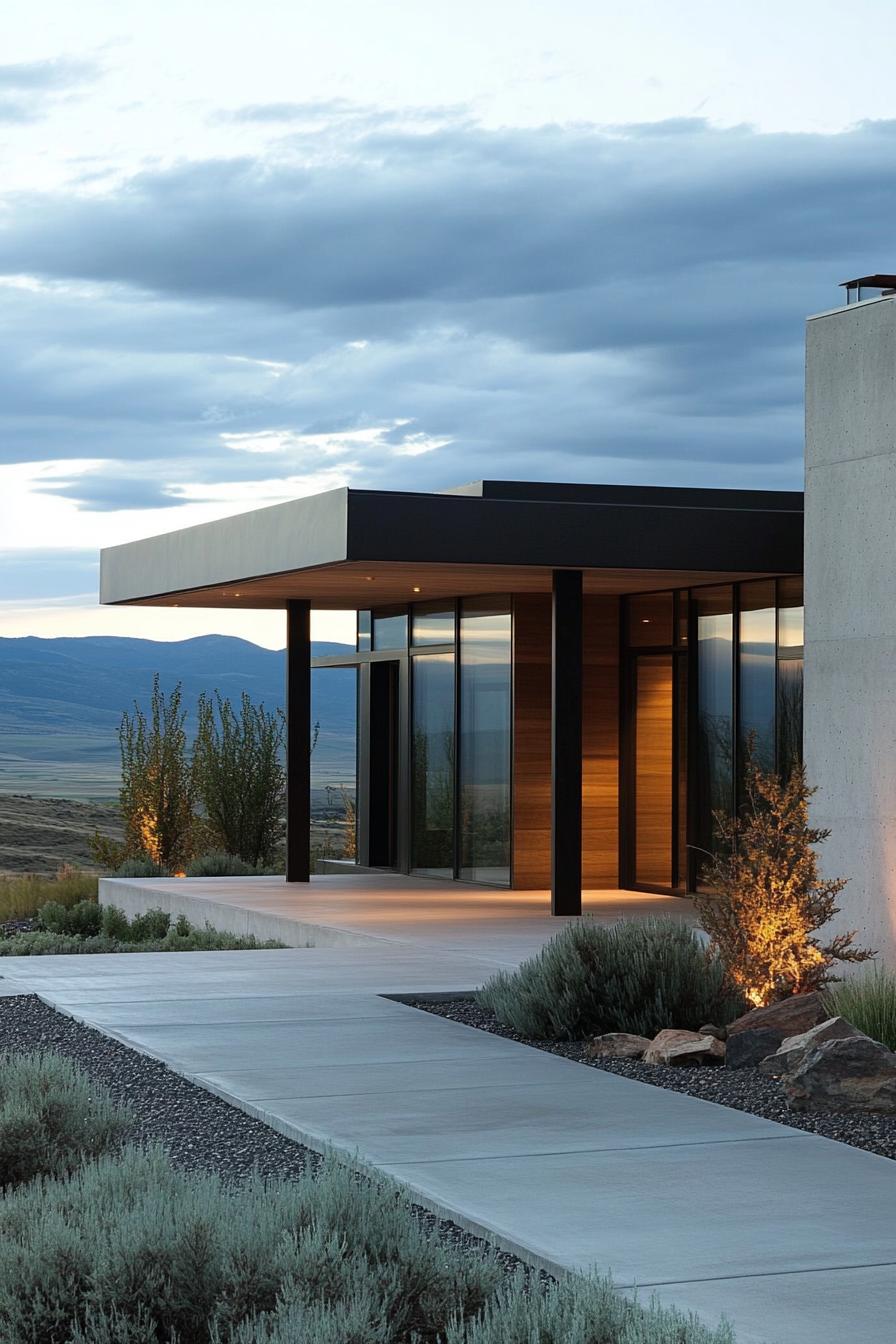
[
  {"left": 100, "top": 904, "right": 131, "bottom": 940},
  {"left": 187, "top": 851, "right": 257, "bottom": 877},
  {"left": 127, "top": 907, "right": 172, "bottom": 941},
  {"left": 37, "top": 899, "right": 103, "bottom": 937},
  {"left": 0, "top": 1052, "right": 131, "bottom": 1189},
  {"left": 0, "top": 1147, "right": 497, "bottom": 1344},
  {"left": 0, "top": 914, "right": 285, "bottom": 956},
  {"left": 0, "top": 870, "right": 98, "bottom": 924},
  {"left": 479, "top": 918, "right": 746, "bottom": 1041},
  {"left": 115, "top": 857, "right": 167, "bottom": 878},
  {"left": 827, "top": 966, "right": 896, "bottom": 1050},
  {"left": 0, "top": 1146, "right": 733, "bottom": 1344}
]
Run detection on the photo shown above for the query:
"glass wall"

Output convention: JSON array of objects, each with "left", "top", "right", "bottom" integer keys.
[
  {"left": 777, "top": 576, "right": 804, "bottom": 780},
  {"left": 412, "top": 605, "right": 455, "bottom": 646},
  {"left": 311, "top": 665, "right": 358, "bottom": 861},
  {"left": 458, "top": 598, "right": 512, "bottom": 884},
  {"left": 695, "top": 586, "right": 734, "bottom": 884},
  {"left": 411, "top": 653, "right": 455, "bottom": 877},
  {"left": 373, "top": 610, "right": 408, "bottom": 650},
  {"left": 738, "top": 579, "right": 776, "bottom": 780}
]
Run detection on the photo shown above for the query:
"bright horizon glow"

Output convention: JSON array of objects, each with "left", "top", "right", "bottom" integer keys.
[{"left": 0, "top": 599, "right": 355, "bottom": 650}]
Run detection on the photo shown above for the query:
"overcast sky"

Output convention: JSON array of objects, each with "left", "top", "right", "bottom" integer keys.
[{"left": 2, "top": 0, "right": 895, "bottom": 648}]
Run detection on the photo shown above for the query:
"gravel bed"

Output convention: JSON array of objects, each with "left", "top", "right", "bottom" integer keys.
[
  {"left": 0, "top": 994, "right": 539, "bottom": 1280},
  {"left": 410, "top": 997, "right": 896, "bottom": 1161}
]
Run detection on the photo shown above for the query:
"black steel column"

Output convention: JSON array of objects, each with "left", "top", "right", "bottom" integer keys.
[
  {"left": 551, "top": 570, "right": 583, "bottom": 915},
  {"left": 286, "top": 600, "right": 311, "bottom": 882}
]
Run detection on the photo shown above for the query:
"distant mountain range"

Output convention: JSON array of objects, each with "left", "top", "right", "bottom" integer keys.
[{"left": 0, "top": 635, "right": 357, "bottom": 800}]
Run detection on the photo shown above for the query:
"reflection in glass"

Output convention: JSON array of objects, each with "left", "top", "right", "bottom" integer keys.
[
  {"left": 372, "top": 611, "right": 408, "bottom": 650},
  {"left": 412, "top": 605, "right": 455, "bottom": 646},
  {"left": 738, "top": 581, "right": 776, "bottom": 779},
  {"left": 777, "top": 577, "right": 804, "bottom": 780},
  {"left": 777, "top": 577, "right": 804, "bottom": 648},
  {"left": 777, "top": 659, "right": 804, "bottom": 781},
  {"left": 357, "top": 610, "right": 371, "bottom": 652},
  {"left": 628, "top": 592, "right": 674, "bottom": 647},
  {"left": 634, "top": 655, "right": 673, "bottom": 886},
  {"left": 696, "top": 586, "right": 733, "bottom": 888},
  {"left": 311, "top": 665, "right": 358, "bottom": 861},
  {"left": 411, "top": 654, "right": 455, "bottom": 876},
  {"left": 459, "top": 599, "right": 511, "bottom": 885}
]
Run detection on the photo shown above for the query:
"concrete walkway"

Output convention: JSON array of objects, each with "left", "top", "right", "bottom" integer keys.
[{"left": 1, "top": 881, "right": 894, "bottom": 1343}]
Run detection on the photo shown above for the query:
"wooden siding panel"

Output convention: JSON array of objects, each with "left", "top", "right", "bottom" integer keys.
[{"left": 512, "top": 593, "right": 619, "bottom": 889}]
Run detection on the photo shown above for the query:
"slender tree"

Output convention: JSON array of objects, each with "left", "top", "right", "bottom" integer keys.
[
  {"left": 193, "top": 691, "right": 286, "bottom": 866},
  {"left": 118, "top": 675, "right": 195, "bottom": 872},
  {"left": 695, "top": 740, "right": 873, "bottom": 1005}
]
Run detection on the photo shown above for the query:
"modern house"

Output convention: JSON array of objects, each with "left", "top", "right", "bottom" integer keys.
[{"left": 100, "top": 479, "right": 803, "bottom": 915}]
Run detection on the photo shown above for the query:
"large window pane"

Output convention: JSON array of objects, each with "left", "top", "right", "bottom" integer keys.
[
  {"left": 738, "top": 580, "right": 776, "bottom": 779},
  {"left": 411, "top": 653, "right": 455, "bottom": 877},
  {"left": 777, "top": 576, "right": 804, "bottom": 649},
  {"left": 412, "top": 604, "right": 455, "bottom": 646},
  {"left": 372, "top": 611, "right": 408, "bottom": 650},
  {"left": 696, "top": 586, "right": 733, "bottom": 888},
  {"left": 311, "top": 665, "right": 358, "bottom": 864},
  {"left": 459, "top": 599, "right": 511, "bottom": 885},
  {"left": 777, "top": 576, "right": 804, "bottom": 779},
  {"left": 634, "top": 655, "right": 673, "bottom": 887}
]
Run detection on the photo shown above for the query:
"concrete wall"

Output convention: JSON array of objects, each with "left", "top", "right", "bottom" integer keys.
[{"left": 805, "top": 295, "right": 896, "bottom": 965}]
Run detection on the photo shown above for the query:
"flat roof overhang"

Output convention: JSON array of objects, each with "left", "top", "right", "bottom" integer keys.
[{"left": 100, "top": 483, "right": 803, "bottom": 610}]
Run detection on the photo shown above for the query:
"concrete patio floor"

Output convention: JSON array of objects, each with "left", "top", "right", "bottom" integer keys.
[
  {"left": 98, "top": 871, "right": 695, "bottom": 964},
  {"left": 1, "top": 877, "right": 894, "bottom": 1343}
]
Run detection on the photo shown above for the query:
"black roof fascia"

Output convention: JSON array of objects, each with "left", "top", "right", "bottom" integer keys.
[
  {"left": 453, "top": 479, "right": 803, "bottom": 512},
  {"left": 344, "top": 490, "right": 802, "bottom": 575}
]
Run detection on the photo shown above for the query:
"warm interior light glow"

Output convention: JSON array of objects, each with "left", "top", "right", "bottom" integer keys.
[{"left": 173, "top": 871, "right": 186, "bottom": 879}]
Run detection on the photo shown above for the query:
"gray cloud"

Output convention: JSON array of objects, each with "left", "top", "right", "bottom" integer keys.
[
  {"left": 36, "top": 473, "right": 203, "bottom": 513},
  {"left": 2, "top": 111, "right": 890, "bottom": 545},
  {"left": 0, "top": 56, "right": 100, "bottom": 123}
]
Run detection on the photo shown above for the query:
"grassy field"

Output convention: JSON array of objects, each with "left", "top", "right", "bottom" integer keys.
[{"left": 0, "top": 794, "right": 123, "bottom": 876}]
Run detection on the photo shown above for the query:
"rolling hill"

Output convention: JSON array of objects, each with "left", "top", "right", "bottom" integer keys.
[{"left": 0, "top": 635, "right": 357, "bottom": 800}]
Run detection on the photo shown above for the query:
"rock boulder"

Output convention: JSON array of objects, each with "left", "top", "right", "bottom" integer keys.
[
  {"left": 758, "top": 1017, "right": 867, "bottom": 1077},
  {"left": 725, "top": 992, "right": 828, "bottom": 1070},
  {"left": 784, "top": 1036, "right": 896, "bottom": 1114},
  {"left": 584, "top": 1032, "right": 652, "bottom": 1060},
  {"left": 643, "top": 1029, "right": 725, "bottom": 1066}
]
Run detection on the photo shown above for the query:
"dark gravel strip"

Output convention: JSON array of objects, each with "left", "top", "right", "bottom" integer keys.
[
  {"left": 409, "top": 997, "right": 896, "bottom": 1162},
  {"left": 0, "top": 994, "right": 541, "bottom": 1281}
]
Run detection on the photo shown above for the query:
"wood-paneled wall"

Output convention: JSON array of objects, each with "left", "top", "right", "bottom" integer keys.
[
  {"left": 511, "top": 594, "right": 619, "bottom": 889},
  {"left": 583, "top": 595, "right": 620, "bottom": 888}
]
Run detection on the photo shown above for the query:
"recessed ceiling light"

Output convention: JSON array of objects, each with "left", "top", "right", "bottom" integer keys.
[
  {"left": 412, "top": 586, "right": 421, "bottom": 593},
  {"left": 641, "top": 618, "right": 650, "bottom": 623}
]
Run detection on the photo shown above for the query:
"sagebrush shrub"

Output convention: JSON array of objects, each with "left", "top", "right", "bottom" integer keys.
[
  {"left": 448, "top": 1270, "right": 734, "bottom": 1344},
  {"left": 478, "top": 917, "right": 746, "bottom": 1040},
  {"left": 115, "top": 857, "right": 167, "bottom": 878},
  {"left": 37, "top": 899, "right": 102, "bottom": 938},
  {"left": 187, "top": 852, "right": 259, "bottom": 878},
  {"left": 126, "top": 907, "right": 172, "bottom": 941},
  {"left": 0, "top": 1052, "right": 131, "bottom": 1188},
  {"left": 0, "top": 1147, "right": 497, "bottom": 1344}
]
